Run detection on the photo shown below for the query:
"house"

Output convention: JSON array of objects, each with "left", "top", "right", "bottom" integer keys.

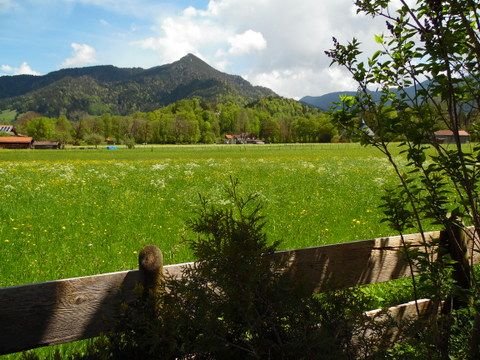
[
  {"left": 0, "top": 125, "right": 18, "bottom": 136},
  {"left": 246, "top": 139, "right": 265, "bottom": 144},
  {"left": 32, "top": 141, "right": 62, "bottom": 149},
  {"left": 0, "top": 136, "right": 33, "bottom": 149},
  {"left": 224, "top": 133, "right": 264, "bottom": 144},
  {"left": 434, "top": 130, "right": 470, "bottom": 144}
]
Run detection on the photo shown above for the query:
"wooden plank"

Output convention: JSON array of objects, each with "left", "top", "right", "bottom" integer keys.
[
  {"left": 272, "top": 231, "right": 441, "bottom": 292},
  {"left": 365, "top": 298, "right": 437, "bottom": 320},
  {"left": 360, "top": 299, "right": 439, "bottom": 347},
  {"left": 0, "top": 262, "right": 191, "bottom": 355},
  {"left": 1, "top": 229, "right": 477, "bottom": 354},
  {"left": 0, "top": 270, "right": 139, "bottom": 354}
]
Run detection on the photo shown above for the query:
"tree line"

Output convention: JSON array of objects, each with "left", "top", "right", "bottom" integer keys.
[{"left": 11, "top": 96, "right": 338, "bottom": 146}]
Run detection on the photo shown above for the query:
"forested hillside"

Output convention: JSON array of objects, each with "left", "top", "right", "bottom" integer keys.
[{"left": 0, "top": 54, "right": 275, "bottom": 118}]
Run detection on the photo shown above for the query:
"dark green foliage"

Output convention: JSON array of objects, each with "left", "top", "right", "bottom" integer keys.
[
  {"left": 326, "top": 0, "right": 480, "bottom": 356},
  {"left": 83, "top": 133, "right": 104, "bottom": 148}
]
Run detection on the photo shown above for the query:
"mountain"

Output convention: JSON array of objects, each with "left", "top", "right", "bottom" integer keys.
[
  {"left": 301, "top": 85, "right": 421, "bottom": 111},
  {"left": 301, "top": 91, "right": 383, "bottom": 111},
  {"left": 0, "top": 54, "right": 276, "bottom": 117},
  {"left": 301, "top": 92, "right": 356, "bottom": 111}
]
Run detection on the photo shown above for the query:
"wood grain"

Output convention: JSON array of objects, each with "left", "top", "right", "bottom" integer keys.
[
  {"left": 272, "top": 231, "right": 441, "bottom": 292},
  {"left": 0, "top": 263, "right": 190, "bottom": 354}
]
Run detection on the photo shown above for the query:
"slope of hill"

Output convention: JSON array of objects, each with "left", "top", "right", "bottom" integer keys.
[
  {"left": 0, "top": 54, "right": 276, "bottom": 117},
  {"left": 301, "top": 84, "right": 423, "bottom": 111},
  {"left": 301, "top": 91, "right": 383, "bottom": 111}
]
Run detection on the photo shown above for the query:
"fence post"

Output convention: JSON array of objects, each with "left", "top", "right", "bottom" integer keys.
[
  {"left": 438, "top": 224, "right": 471, "bottom": 309},
  {"left": 138, "top": 245, "right": 164, "bottom": 297}
]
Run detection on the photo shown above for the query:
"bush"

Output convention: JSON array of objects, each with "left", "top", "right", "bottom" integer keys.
[
  {"left": 124, "top": 137, "right": 135, "bottom": 149},
  {"left": 69, "top": 178, "right": 379, "bottom": 359}
]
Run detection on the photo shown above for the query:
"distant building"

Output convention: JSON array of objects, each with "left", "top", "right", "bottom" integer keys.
[
  {"left": 0, "top": 125, "right": 18, "bottom": 136},
  {"left": 32, "top": 141, "right": 62, "bottom": 149},
  {"left": 434, "top": 130, "right": 470, "bottom": 144},
  {"left": 0, "top": 136, "right": 33, "bottom": 149},
  {"left": 224, "top": 133, "right": 264, "bottom": 144}
]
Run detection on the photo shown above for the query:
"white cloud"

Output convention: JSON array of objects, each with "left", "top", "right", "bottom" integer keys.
[
  {"left": 5, "top": 0, "right": 391, "bottom": 96},
  {"left": 1, "top": 65, "right": 13, "bottom": 73},
  {"left": 245, "top": 67, "right": 357, "bottom": 100},
  {"left": 0, "top": 62, "right": 40, "bottom": 75},
  {"left": 133, "top": 14, "right": 227, "bottom": 64},
  {"left": 17, "top": 62, "right": 40, "bottom": 75},
  {"left": 228, "top": 30, "right": 266, "bottom": 56},
  {"left": 62, "top": 43, "right": 97, "bottom": 67},
  {"left": 130, "top": 0, "right": 387, "bottom": 98}
]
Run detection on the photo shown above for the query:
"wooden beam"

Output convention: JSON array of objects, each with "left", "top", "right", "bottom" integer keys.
[
  {"left": 0, "top": 259, "right": 191, "bottom": 355},
  {"left": 360, "top": 298, "right": 440, "bottom": 348},
  {"left": 1, "top": 229, "right": 478, "bottom": 354},
  {"left": 272, "top": 231, "right": 441, "bottom": 292},
  {"left": 0, "top": 270, "right": 139, "bottom": 354}
]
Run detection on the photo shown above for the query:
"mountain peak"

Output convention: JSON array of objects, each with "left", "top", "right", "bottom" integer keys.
[
  {"left": 181, "top": 53, "right": 200, "bottom": 61},
  {"left": 175, "top": 53, "right": 211, "bottom": 68},
  {"left": 0, "top": 54, "right": 277, "bottom": 117}
]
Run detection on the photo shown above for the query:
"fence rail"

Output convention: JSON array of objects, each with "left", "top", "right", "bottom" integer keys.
[{"left": 1, "top": 229, "right": 478, "bottom": 355}]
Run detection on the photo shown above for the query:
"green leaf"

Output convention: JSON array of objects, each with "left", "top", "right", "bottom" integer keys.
[{"left": 374, "top": 34, "right": 384, "bottom": 44}]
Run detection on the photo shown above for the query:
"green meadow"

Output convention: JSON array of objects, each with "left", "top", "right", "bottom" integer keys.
[{"left": 0, "top": 144, "right": 398, "bottom": 288}]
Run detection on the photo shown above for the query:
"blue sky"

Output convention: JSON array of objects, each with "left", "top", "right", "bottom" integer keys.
[{"left": 0, "top": 0, "right": 386, "bottom": 98}]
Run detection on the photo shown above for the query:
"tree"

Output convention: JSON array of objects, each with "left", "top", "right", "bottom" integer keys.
[
  {"left": 112, "top": 116, "right": 132, "bottom": 143},
  {"left": 327, "top": 0, "right": 480, "bottom": 356},
  {"left": 72, "top": 119, "right": 88, "bottom": 145},
  {"left": 169, "top": 113, "right": 200, "bottom": 144},
  {"left": 55, "top": 115, "right": 73, "bottom": 145},
  {"left": 87, "top": 179, "right": 369, "bottom": 359},
  {"left": 278, "top": 116, "right": 297, "bottom": 143},
  {"left": 295, "top": 117, "right": 317, "bottom": 142},
  {"left": 259, "top": 116, "right": 280, "bottom": 143},
  {"left": 84, "top": 133, "right": 104, "bottom": 148},
  {"left": 218, "top": 101, "right": 241, "bottom": 133},
  {"left": 131, "top": 117, "right": 152, "bottom": 144},
  {"left": 24, "top": 117, "right": 56, "bottom": 140}
]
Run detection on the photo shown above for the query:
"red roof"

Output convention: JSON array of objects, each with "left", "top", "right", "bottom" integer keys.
[
  {"left": 434, "top": 130, "right": 470, "bottom": 136},
  {"left": 0, "top": 136, "right": 33, "bottom": 143}
]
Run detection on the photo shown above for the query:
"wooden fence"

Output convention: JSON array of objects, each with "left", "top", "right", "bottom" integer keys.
[{"left": 1, "top": 229, "right": 478, "bottom": 355}]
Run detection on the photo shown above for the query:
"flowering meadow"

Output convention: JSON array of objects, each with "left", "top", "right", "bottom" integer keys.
[{"left": 0, "top": 144, "right": 397, "bottom": 287}]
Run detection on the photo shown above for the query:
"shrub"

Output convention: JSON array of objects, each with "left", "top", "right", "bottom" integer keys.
[{"left": 72, "top": 178, "right": 377, "bottom": 359}]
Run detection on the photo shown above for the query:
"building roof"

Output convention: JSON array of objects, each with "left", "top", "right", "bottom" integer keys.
[
  {"left": 434, "top": 130, "right": 470, "bottom": 136},
  {"left": 0, "top": 136, "right": 33, "bottom": 143},
  {"left": 33, "top": 141, "right": 59, "bottom": 145},
  {"left": 0, "top": 125, "right": 16, "bottom": 134}
]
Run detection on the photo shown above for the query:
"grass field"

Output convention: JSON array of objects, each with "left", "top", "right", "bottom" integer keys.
[{"left": 0, "top": 144, "right": 399, "bottom": 288}]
